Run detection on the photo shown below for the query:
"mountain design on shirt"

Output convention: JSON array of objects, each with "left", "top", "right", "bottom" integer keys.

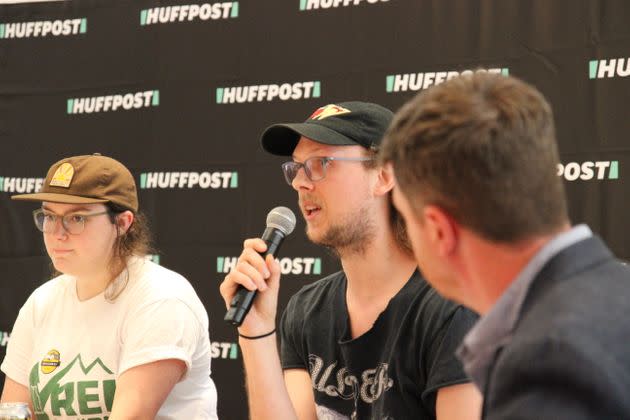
[{"left": 29, "top": 354, "right": 116, "bottom": 420}]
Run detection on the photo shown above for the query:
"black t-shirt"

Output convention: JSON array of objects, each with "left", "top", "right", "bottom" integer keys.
[{"left": 280, "top": 269, "right": 478, "bottom": 420}]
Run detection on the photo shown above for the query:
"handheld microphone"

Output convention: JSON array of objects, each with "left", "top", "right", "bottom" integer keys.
[{"left": 224, "top": 206, "right": 297, "bottom": 326}]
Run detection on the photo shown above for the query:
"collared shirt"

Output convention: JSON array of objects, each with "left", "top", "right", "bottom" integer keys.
[{"left": 456, "top": 224, "right": 593, "bottom": 391}]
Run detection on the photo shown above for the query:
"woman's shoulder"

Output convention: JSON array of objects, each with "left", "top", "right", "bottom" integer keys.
[
  {"left": 125, "top": 256, "right": 198, "bottom": 302},
  {"left": 122, "top": 257, "right": 208, "bottom": 325},
  {"left": 31, "top": 273, "right": 74, "bottom": 300},
  {"left": 21, "top": 273, "right": 75, "bottom": 315}
]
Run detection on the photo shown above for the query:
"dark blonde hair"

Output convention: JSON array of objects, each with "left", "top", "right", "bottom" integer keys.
[
  {"left": 380, "top": 72, "right": 569, "bottom": 242},
  {"left": 105, "top": 203, "right": 154, "bottom": 300},
  {"left": 108, "top": 203, "right": 153, "bottom": 268},
  {"left": 363, "top": 149, "right": 413, "bottom": 255}
]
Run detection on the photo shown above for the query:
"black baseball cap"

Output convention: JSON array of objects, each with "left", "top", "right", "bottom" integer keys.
[{"left": 261, "top": 101, "right": 394, "bottom": 156}]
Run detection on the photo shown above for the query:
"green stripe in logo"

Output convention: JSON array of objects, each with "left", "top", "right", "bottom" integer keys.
[
  {"left": 216, "top": 88, "right": 224, "bottom": 104},
  {"left": 67, "top": 99, "right": 74, "bottom": 114},
  {"left": 589, "top": 60, "right": 598, "bottom": 79},
  {"left": 217, "top": 257, "right": 224, "bottom": 273},
  {"left": 152, "top": 90, "right": 160, "bottom": 106},
  {"left": 0, "top": 24, "right": 5, "bottom": 39},
  {"left": 386, "top": 75, "right": 395, "bottom": 93},
  {"left": 313, "top": 81, "right": 321, "bottom": 98},
  {"left": 80, "top": 18, "right": 87, "bottom": 34},
  {"left": 313, "top": 258, "right": 321, "bottom": 275},
  {"left": 609, "top": 161, "right": 619, "bottom": 179},
  {"left": 299, "top": 0, "right": 307, "bottom": 11},
  {"left": 140, "top": 173, "right": 147, "bottom": 189},
  {"left": 231, "top": 2, "right": 239, "bottom": 18},
  {"left": 0, "top": 177, "right": 4, "bottom": 192},
  {"left": 230, "top": 172, "right": 238, "bottom": 188},
  {"left": 140, "top": 10, "right": 148, "bottom": 26},
  {"left": 501, "top": 68, "right": 509, "bottom": 76},
  {"left": 230, "top": 344, "right": 239, "bottom": 359}
]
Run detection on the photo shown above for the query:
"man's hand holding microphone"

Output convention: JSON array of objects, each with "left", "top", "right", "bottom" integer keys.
[{"left": 220, "top": 206, "right": 296, "bottom": 339}]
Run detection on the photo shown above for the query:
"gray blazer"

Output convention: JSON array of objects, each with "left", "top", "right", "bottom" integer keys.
[{"left": 483, "top": 236, "right": 630, "bottom": 419}]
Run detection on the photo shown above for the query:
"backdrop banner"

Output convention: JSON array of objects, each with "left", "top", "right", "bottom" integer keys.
[{"left": 1, "top": 1, "right": 629, "bottom": 417}]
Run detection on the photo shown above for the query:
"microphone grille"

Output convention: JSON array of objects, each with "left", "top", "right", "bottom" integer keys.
[{"left": 266, "top": 206, "right": 296, "bottom": 236}]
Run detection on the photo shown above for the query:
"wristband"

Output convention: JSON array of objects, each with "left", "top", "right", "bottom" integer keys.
[{"left": 238, "top": 328, "right": 276, "bottom": 340}]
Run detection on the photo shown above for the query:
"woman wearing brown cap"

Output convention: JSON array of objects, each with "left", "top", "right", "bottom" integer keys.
[{"left": 0, "top": 154, "right": 218, "bottom": 419}]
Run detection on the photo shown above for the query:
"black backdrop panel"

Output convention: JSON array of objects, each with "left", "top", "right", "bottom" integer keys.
[{"left": 1, "top": 1, "right": 630, "bottom": 418}]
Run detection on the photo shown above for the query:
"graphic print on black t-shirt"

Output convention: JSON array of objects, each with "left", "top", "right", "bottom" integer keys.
[
  {"left": 280, "top": 270, "right": 478, "bottom": 419},
  {"left": 309, "top": 354, "right": 393, "bottom": 419}
]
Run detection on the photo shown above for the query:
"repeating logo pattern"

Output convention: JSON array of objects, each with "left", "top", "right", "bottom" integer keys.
[
  {"left": 589, "top": 58, "right": 630, "bottom": 79},
  {"left": 387, "top": 67, "right": 509, "bottom": 93},
  {"left": 67, "top": 90, "right": 159, "bottom": 114},
  {"left": 141, "top": 3, "right": 239, "bottom": 25},
  {"left": 558, "top": 161, "right": 620, "bottom": 181},
  {"left": 0, "top": 18, "right": 86, "bottom": 39},
  {"left": 216, "top": 82, "right": 321, "bottom": 104},
  {"left": 140, "top": 172, "right": 239, "bottom": 189}
]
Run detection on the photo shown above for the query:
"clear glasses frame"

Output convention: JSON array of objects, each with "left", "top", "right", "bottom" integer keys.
[
  {"left": 281, "top": 156, "right": 374, "bottom": 185},
  {"left": 32, "top": 208, "right": 112, "bottom": 235}
]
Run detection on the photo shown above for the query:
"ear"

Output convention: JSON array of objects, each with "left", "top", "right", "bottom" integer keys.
[
  {"left": 423, "top": 205, "right": 458, "bottom": 257},
  {"left": 373, "top": 163, "right": 395, "bottom": 196},
  {"left": 115, "top": 211, "right": 135, "bottom": 234}
]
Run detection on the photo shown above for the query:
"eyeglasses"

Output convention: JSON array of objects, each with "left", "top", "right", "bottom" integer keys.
[
  {"left": 33, "top": 209, "right": 112, "bottom": 235},
  {"left": 281, "top": 156, "right": 374, "bottom": 185}
]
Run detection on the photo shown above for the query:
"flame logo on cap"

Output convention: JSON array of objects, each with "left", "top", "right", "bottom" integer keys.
[
  {"left": 49, "top": 162, "right": 75, "bottom": 188},
  {"left": 308, "top": 104, "right": 351, "bottom": 121}
]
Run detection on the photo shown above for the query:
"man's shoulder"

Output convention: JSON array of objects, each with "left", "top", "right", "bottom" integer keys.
[
  {"left": 280, "top": 271, "right": 345, "bottom": 340},
  {"left": 286, "top": 270, "right": 345, "bottom": 307},
  {"left": 488, "top": 252, "right": 630, "bottom": 417},
  {"left": 520, "top": 254, "right": 629, "bottom": 330},
  {"left": 404, "top": 270, "right": 478, "bottom": 328},
  {"left": 505, "top": 256, "right": 630, "bottom": 374}
]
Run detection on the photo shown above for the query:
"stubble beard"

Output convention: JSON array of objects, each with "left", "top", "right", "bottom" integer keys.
[{"left": 307, "top": 203, "right": 377, "bottom": 259}]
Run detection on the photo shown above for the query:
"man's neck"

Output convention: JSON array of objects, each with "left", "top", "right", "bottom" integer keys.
[
  {"left": 468, "top": 224, "right": 572, "bottom": 314},
  {"left": 339, "top": 231, "right": 416, "bottom": 304},
  {"left": 336, "top": 229, "right": 416, "bottom": 339}
]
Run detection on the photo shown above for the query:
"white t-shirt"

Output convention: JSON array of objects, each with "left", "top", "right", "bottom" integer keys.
[{"left": 1, "top": 256, "right": 218, "bottom": 420}]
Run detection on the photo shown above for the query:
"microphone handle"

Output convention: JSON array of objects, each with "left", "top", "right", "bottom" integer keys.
[{"left": 224, "top": 227, "right": 286, "bottom": 326}]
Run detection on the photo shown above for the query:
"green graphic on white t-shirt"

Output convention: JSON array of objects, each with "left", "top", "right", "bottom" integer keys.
[{"left": 29, "top": 354, "right": 116, "bottom": 420}]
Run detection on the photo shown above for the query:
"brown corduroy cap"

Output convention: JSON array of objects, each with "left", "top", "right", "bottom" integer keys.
[{"left": 12, "top": 153, "right": 139, "bottom": 212}]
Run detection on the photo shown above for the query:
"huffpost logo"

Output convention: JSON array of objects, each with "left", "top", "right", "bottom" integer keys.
[
  {"left": 217, "top": 256, "right": 322, "bottom": 275},
  {"left": 211, "top": 342, "right": 239, "bottom": 360},
  {"left": 140, "top": 172, "right": 238, "bottom": 189},
  {"left": 140, "top": 2, "right": 239, "bottom": 25},
  {"left": 215, "top": 81, "right": 321, "bottom": 104},
  {"left": 0, "top": 331, "right": 9, "bottom": 347},
  {"left": 386, "top": 67, "right": 509, "bottom": 93},
  {"left": 557, "top": 161, "right": 620, "bottom": 181},
  {"left": 145, "top": 254, "right": 161, "bottom": 264},
  {"left": 589, "top": 58, "right": 630, "bottom": 79},
  {"left": 0, "top": 177, "right": 44, "bottom": 194},
  {"left": 67, "top": 90, "right": 159, "bottom": 115},
  {"left": 0, "top": 18, "right": 86, "bottom": 39},
  {"left": 300, "top": 0, "right": 388, "bottom": 10}
]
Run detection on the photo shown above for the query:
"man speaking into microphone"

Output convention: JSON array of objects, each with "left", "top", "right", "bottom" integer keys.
[{"left": 219, "top": 102, "right": 481, "bottom": 419}]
